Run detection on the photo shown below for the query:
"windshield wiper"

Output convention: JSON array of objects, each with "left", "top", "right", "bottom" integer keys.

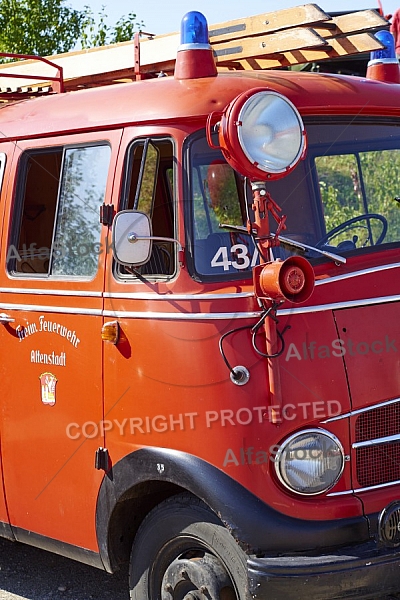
[
  {"left": 219, "top": 223, "right": 248, "bottom": 234},
  {"left": 275, "top": 234, "right": 346, "bottom": 265},
  {"left": 219, "top": 224, "right": 346, "bottom": 265}
]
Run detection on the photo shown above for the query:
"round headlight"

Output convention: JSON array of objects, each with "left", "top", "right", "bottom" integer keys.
[
  {"left": 274, "top": 429, "right": 344, "bottom": 495},
  {"left": 237, "top": 91, "right": 304, "bottom": 174},
  {"left": 216, "top": 88, "right": 306, "bottom": 181}
]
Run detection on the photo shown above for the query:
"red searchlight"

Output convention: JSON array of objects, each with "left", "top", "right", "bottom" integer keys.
[
  {"left": 253, "top": 256, "right": 314, "bottom": 304},
  {"left": 208, "top": 88, "right": 307, "bottom": 181}
]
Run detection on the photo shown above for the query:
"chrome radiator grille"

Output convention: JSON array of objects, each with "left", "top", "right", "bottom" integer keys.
[{"left": 355, "top": 401, "right": 400, "bottom": 489}]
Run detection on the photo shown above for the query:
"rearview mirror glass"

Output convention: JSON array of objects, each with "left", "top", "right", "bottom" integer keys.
[{"left": 112, "top": 210, "right": 152, "bottom": 265}]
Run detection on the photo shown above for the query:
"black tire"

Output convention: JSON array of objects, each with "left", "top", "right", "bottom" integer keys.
[{"left": 129, "top": 492, "right": 249, "bottom": 600}]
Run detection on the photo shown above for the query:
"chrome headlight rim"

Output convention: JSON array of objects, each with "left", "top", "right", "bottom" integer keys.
[
  {"left": 215, "top": 87, "right": 307, "bottom": 182},
  {"left": 274, "top": 427, "right": 345, "bottom": 496},
  {"left": 236, "top": 90, "right": 306, "bottom": 175}
]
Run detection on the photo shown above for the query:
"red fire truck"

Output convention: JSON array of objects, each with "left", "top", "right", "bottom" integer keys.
[{"left": 0, "top": 4, "right": 398, "bottom": 599}]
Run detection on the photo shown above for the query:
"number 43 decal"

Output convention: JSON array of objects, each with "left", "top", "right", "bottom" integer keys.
[{"left": 210, "top": 244, "right": 259, "bottom": 271}]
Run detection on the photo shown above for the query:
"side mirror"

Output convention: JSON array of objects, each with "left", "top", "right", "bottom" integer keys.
[{"left": 112, "top": 210, "right": 153, "bottom": 266}]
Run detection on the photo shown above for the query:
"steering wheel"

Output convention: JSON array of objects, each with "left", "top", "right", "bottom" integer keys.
[{"left": 316, "top": 213, "right": 388, "bottom": 249}]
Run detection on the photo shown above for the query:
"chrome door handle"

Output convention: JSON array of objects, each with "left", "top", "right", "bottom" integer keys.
[{"left": 0, "top": 313, "right": 15, "bottom": 324}]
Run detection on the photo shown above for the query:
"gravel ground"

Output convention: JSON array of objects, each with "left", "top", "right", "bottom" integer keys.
[
  {"left": 2, "top": 536, "right": 400, "bottom": 600},
  {"left": 0, "top": 537, "right": 129, "bottom": 600}
]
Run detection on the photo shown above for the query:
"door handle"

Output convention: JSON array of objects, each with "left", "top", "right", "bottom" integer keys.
[{"left": 0, "top": 313, "right": 15, "bottom": 324}]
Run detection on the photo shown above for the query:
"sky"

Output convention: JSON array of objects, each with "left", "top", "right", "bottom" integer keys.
[{"left": 69, "top": 0, "right": 398, "bottom": 36}]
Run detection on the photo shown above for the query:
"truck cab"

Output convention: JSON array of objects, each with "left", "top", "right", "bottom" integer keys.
[{"left": 0, "top": 5, "right": 398, "bottom": 600}]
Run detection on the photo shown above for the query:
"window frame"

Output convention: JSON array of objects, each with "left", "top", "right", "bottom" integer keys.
[
  {"left": 8, "top": 141, "right": 112, "bottom": 281},
  {"left": 184, "top": 129, "right": 258, "bottom": 284},
  {"left": 114, "top": 135, "right": 177, "bottom": 281}
]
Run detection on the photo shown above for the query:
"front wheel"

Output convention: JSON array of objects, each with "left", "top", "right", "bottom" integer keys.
[{"left": 129, "top": 493, "right": 249, "bottom": 600}]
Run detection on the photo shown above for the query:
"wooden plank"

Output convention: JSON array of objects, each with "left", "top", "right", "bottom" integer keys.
[
  {"left": 213, "top": 28, "right": 327, "bottom": 63},
  {"left": 321, "top": 31, "right": 384, "bottom": 55},
  {"left": 311, "top": 10, "right": 388, "bottom": 38},
  {"left": 62, "top": 60, "right": 177, "bottom": 90},
  {"left": 0, "top": 34, "right": 179, "bottom": 90},
  {"left": 0, "top": 41, "right": 134, "bottom": 89},
  {"left": 209, "top": 8, "right": 388, "bottom": 44},
  {"left": 228, "top": 32, "right": 383, "bottom": 69},
  {"left": 0, "top": 5, "right": 388, "bottom": 91},
  {"left": 140, "top": 33, "right": 179, "bottom": 66},
  {"left": 208, "top": 4, "right": 330, "bottom": 43},
  {"left": 0, "top": 34, "right": 178, "bottom": 76}
]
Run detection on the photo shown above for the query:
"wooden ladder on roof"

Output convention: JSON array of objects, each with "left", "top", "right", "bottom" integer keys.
[{"left": 0, "top": 4, "right": 389, "bottom": 99}]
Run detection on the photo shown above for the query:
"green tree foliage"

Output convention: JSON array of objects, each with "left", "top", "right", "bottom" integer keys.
[
  {"left": 317, "top": 150, "right": 400, "bottom": 246},
  {"left": 80, "top": 5, "right": 144, "bottom": 48},
  {"left": 0, "top": 0, "right": 143, "bottom": 56},
  {"left": 0, "top": 0, "right": 83, "bottom": 54},
  {"left": 317, "top": 154, "right": 365, "bottom": 233}
]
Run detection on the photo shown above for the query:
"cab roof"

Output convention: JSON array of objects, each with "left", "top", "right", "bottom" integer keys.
[{"left": 0, "top": 69, "right": 400, "bottom": 141}]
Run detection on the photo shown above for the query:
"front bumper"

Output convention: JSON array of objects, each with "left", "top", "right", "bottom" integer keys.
[{"left": 248, "top": 541, "right": 400, "bottom": 599}]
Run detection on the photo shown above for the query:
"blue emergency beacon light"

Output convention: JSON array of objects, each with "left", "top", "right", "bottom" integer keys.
[
  {"left": 175, "top": 11, "right": 217, "bottom": 79},
  {"left": 366, "top": 30, "right": 400, "bottom": 83},
  {"left": 180, "top": 11, "right": 210, "bottom": 48}
]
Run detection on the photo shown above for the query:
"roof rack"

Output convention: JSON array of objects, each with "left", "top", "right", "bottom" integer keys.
[
  {"left": 0, "top": 53, "right": 63, "bottom": 99},
  {"left": 0, "top": 4, "right": 388, "bottom": 100}
]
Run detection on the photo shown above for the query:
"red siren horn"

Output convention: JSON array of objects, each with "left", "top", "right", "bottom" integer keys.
[{"left": 253, "top": 256, "right": 314, "bottom": 304}]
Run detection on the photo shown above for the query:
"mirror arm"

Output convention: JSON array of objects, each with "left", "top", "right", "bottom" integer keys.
[{"left": 127, "top": 232, "right": 183, "bottom": 252}]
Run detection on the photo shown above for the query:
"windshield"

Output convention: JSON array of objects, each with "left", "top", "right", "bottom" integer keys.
[
  {"left": 188, "top": 120, "right": 400, "bottom": 280},
  {"left": 189, "top": 135, "right": 258, "bottom": 279}
]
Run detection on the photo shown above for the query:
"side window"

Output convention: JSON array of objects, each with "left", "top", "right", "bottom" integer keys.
[
  {"left": 8, "top": 144, "right": 111, "bottom": 278},
  {"left": 118, "top": 138, "right": 175, "bottom": 277}
]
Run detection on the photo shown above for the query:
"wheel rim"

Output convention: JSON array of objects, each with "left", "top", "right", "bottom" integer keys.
[{"left": 157, "top": 538, "right": 237, "bottom": 600}]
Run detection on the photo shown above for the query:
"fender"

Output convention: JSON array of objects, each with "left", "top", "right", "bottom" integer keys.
[{"left": 96, "top": 447, "right": 369, "bottom": 572}]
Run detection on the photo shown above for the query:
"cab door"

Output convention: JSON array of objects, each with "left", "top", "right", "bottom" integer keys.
[
  {"left": 0, "top": 143, "right": 16, "bottom": 540},
  {"left": 0, "top": 131, "right": 121, "bottom": 552},
  {"left": 102, "top": 130, "right": 181, "bottom": 463}
]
